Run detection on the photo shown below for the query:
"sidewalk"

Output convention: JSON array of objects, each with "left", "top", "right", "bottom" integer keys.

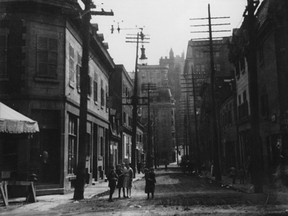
[{"left": 0, "top": 172, "right": 144, "bottom": 214}]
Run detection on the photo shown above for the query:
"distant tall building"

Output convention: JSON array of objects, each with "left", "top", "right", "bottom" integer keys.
[
  {"left": 137, "top": 65, "right": 175, "bottom": 165},
  {"left": 159, "top": 49, "right": 185, "bottom": 163}
]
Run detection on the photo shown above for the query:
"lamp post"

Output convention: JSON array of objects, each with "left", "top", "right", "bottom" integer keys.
[{"left": 128, "top": 30, "right": 149, "bottom": 177}]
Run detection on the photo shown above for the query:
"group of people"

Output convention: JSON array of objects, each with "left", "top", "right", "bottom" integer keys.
[
  {"left": 107, "top": 163, "right": 156, "bottom": 201},
  {"left": 107, "top": 163, "right": 133, "bottom": 202}
]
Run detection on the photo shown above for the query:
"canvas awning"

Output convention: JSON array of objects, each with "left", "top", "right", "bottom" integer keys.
[{"left": 0, "top": 102, "right": 39, "bottom": 133}]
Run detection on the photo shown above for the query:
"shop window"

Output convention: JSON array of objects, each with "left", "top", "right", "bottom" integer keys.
[{"left": 68, "top": 114, "right": 77, "bottom": 174}]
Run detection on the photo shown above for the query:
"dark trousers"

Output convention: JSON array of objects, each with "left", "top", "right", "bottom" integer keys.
[{"left": 109, "top": 186, "right": 116, "bottom": 200}]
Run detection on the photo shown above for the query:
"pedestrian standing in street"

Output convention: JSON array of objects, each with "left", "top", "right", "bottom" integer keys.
[
  {"left": 107, "top": 166, "right": 118, "bottom": 202},
  {"left": 230, "top": 166, "right": 236, "bottom": 184},
  {"left": 116, "top": 164, "right": 125, "bottom": 198},
  {"left": 145, "top": 167, "right": 156, "bottom": 199},
  {"left": 126, "top": 163, "right": 133, "bottom": 198}
]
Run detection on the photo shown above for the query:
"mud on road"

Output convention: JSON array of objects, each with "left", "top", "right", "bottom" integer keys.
[{"left": 51, "top": 169, "right": 288, "bottom": 216}]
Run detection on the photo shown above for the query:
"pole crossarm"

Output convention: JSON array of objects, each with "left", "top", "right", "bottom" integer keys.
[{"left": 90, "top": 10, "right": 114, "bottom": 16}]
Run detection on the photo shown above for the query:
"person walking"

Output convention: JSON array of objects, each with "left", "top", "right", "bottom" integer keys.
[
  {"left": 107, "top": 166, "right": 118, "bottom": 202},
  {"left": 116, "top": 164, "right": 125, "bottom": 198},
  {"left": 145, "top": 168, "right": 156, "bottom": 199}
]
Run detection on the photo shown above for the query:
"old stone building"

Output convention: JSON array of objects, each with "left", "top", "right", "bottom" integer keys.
[{"left": 0, "top": 0, "right": 114, "bottom": 194}]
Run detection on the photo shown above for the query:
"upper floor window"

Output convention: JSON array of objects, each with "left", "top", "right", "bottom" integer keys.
[
  {"left": 123, "top": 112, "right": 127, "bottom": 124},
  {"left": 0, "top": 30, "right": 8, "bottom": 79},
  {"left": 93, "top": 72, "right": 98, "bottom": 103},
  {"left": 101, "top": 79, "right": 104, "bottom": 107},
  {"left": 240, "top": 57, "right": 245, "bottom": 74},
  {"left": 76, "top": 53, "right": 81, "bottom": 92},
  {"left": 215, "top": 64, "right": 220, "bottom": 72},
  {"left": 106, "top": 84, "right": 108, "bottom": 112},
  {"left": 69, "top": 44, "right": 75, "bottom": 86},
  {"left": 201, "top": 65, "right": 205, "bottom": 72},
  {"left": 195, "top": 65, "right": 200, "bottom": 73},
  {"left": 243, "top": 90, "right": 247, "bottom": 102},
  {"left": 88, "top": 75, "right": 92, "bottom": 97},
  {"left": 37, "top": 36, "right": 58, "bottom": 78}
]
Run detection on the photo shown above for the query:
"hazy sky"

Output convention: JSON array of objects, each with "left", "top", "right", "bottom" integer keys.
[{"left": 92, "top": 0, "right": 247, "bottom": 72}]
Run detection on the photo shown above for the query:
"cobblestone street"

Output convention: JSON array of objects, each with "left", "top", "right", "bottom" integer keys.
[{"left": 2, "top": 167, "right": 288, "bottom": 216}]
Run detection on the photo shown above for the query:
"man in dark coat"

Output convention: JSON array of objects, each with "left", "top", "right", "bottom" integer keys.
[
  {"left": 116, "top": 164, "right": 125, "bottom": 198},
  {"left": 145, "top": 168, "right": 156, "bottom": 199},
  {"left": 107, "top": 166, "right": 118, "bottom": 201}
]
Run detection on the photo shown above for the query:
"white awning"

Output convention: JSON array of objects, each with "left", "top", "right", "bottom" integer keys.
[{"left": 0, "top": 102, "right": 39, "bottom": 133}]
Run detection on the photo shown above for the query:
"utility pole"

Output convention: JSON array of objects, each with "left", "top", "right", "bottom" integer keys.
[
  {"left": 208, "top": 4, "right": 221, "bottom": 182},
  {"left": 245, "top": 0, "right": 263, "bottom": 193},
  {"left": 125, "top": 30, "right": 149, "bottom": 176},
  {"left": 74, "top": 0, "right": 113, "bottom": 200},
  {"left": 147, "top": 85, "right": 152, "bottom": 168},
  {"left": 189, "top": 4, "right": 230, "bottom": 182}
]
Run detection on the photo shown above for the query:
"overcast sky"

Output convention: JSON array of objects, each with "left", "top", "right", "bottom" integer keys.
[{"left": 92, "top": 0, "right": 248, "bottom": 72}]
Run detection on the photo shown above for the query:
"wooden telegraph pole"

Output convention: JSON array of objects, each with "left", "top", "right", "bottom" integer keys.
[
  {"left": 73, "top": 0, "right": 113, "bottom": 200},
  {"left": 189, "top": 4, "right": 230, "bottom": 182},
  {"left": 207, "top": 4, "right": 221, "bottom": 182},
  {"left": 245, "top": 0, "right": 263, "bottom": 193}
]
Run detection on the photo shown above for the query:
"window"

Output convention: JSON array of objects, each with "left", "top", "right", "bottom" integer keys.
[
  {"left": 123, "top": 112, "right": 127, "bottom": 124},
  {"left": 76, "top": 53, "right": 81, "bottom": 92},
  {"left": 243, "top": 90, "right": 247, "bottom": 102},
  {"left": 238, "top": 94, "right": 242, "bottom": 105},
  {"left": 0, "top": 31, "right": 8, "bottom": 79},
  {"left": 215, "top": 64, "right": 220, "bottom": 72},
  {"left": 37, "top": 36, "right": 58, "bottom": 78},
  {"left": 195, "top": 65, "right": 200, "bottom": 73},
  {"left": 68, "top": 114, "right": 77, "bottom": 174},
  {"left": 235, "top": 61, "right": 240, "bottom": 79},
  {"left": 201, "top": 65, "right": 205, "bottom": 72},
  {"left": 100, "top": 80, "right": 104, "bottom": 107},
  {"left": 69, "top": 44, "right": 75, "bottom": 86},
  {"left": 240, "top": 57, "right": 245, "bottom": 74},
  {"left": 93, "top": 72, "right": 98, "bottom": 103},
  {"left": 88, "top": 75, "right": 92, "bottom": 97},
  {"left": 105, "top": 85, "right": 108, "bottom": 112}
]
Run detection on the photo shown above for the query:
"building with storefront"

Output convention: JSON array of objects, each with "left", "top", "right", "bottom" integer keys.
[{"left": 0, "top": 0, "right": 114, "bottom": 194}]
